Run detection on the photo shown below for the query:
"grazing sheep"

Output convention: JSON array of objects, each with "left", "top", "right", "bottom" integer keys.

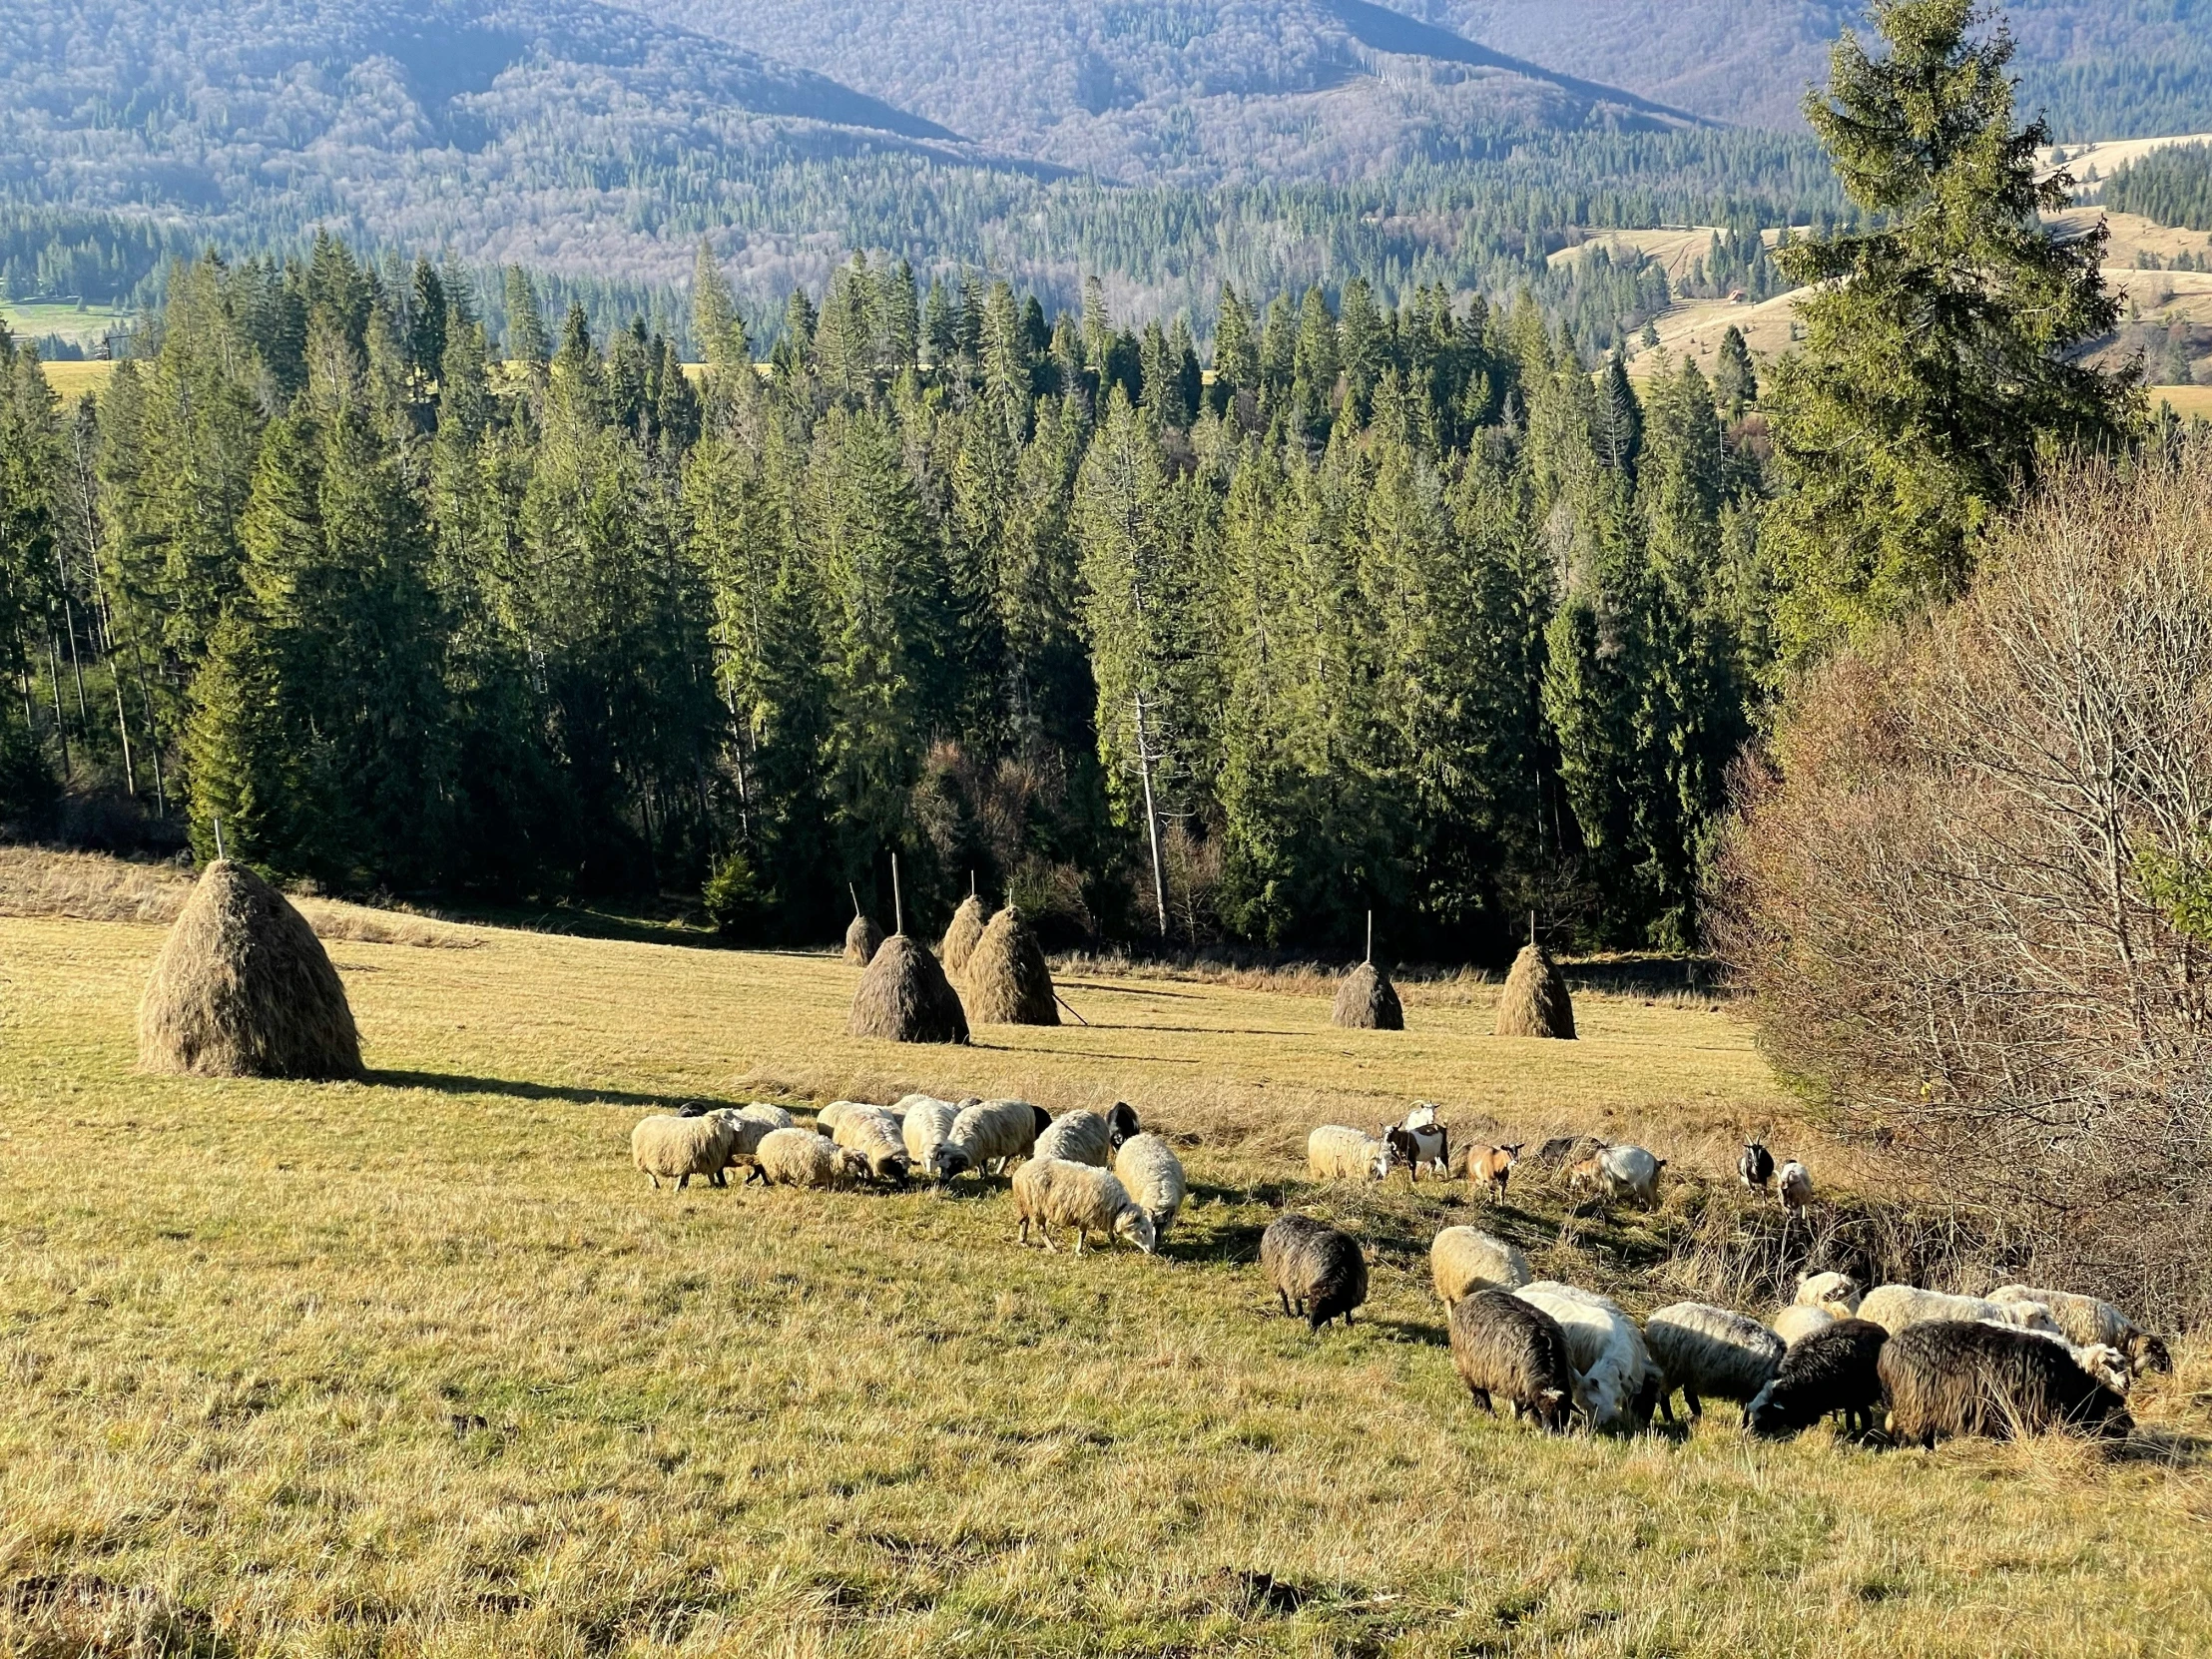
[
  {"left": 1449, "top": 1291, "right": 1582, "bottom": 1431},
  {"left": 1260, "top": 1214, "right": 1369, "bottom": 1331},
  {"left": 1879, "top": 1321, "right": 2132, "bottom": 1447},
  {"left": 1011, "top": 1157, "right": 1156, "bottom": 1255},
  {"left": 632, "top": 1113, "right": 741, "bottom": 1190},
  {"left": 1745, "top": 1318, "right": 1889, "bottom": 1438},
  {"left": 746, "top": 1128, "right": 869, "bottom": 1191},
  {"left": 1645, "top": 1302, "right": 1786, "bottom": 1422},
  {"left": 829, "top": 1104, "right": 913, "bottom": 1186},
  {"left": 1778, "top": 1160, "right": 1813, "bottom": 1213},
  {"left": 1988, "top": 1286, "right": 2171, "bottom": 1375},
  {"left": 946, "top": 1098, "right": 1047, "bottom": 1175},
  {"left": 1307, "top": 1124, "right": 1393, "bottom": 1182},
  {"left": 1464, "top": 1143, "right": 1523, "bottom": 1200},
  {"left": 1796, "top": 1271, "right": 1863, "bottom": 1317},
  {"left": 1739, "top": 1139, "right": 1775, "bottom": 1193},
  {"left": 1111, "top": 1133, "right": 1187, "bottom": 1240},
  {"left": 1105, "top": 1102, "right": 1142, "bottom": 1149},
  {"left": 1858, "top": 1285, "right": 2061, "bottom": 1338},
  {"left": 899, "top": 1098, "right": 970, "bottom": 1181},
  {"left": 1429, "top": 1227, "right": 1532, "bottom": 1306},
  {"left": 1772, "top": 1304, "right": 1837, "bottom": 1347},
  {"left": 708, "top": 1104, "right": 796, "bottom": 1165},
  {"left": 1513, "top": 1282, "right": 1659, "bottom": 1432},
  {"left": 815, "top": 1100, "right": 869, "bottom": 1134},
  {"left": 1034, "top": 1109, "right": 1114, "bottom": 1168}
]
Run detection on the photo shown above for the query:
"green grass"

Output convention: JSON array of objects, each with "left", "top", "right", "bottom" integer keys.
[
  {"left": 0, "top": 299, "right": 131, "bottom": 343},
  {"left": 1, "top": 906, "right": 2207, "bottom": 1656}
]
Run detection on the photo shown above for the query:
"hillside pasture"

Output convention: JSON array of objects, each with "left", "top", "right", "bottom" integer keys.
[{"left": 0, "top": 895, "right": 2208, "bottom": 1655}]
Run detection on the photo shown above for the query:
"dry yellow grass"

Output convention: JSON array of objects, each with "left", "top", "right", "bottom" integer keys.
[
  {"left": 1, "top": 899, "right": 2207, "bottom": 1656},
  {"left": 35, "top": 357, "right": 117, "bottom": 399}
]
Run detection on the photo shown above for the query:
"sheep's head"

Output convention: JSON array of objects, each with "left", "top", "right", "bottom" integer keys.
[
  {"left": 1370, "top": 1138, "right": 1405, "bottom": 1181},
  {"left": 1797, "top": 1271, "right": 1861, "bottom": 1316},
  {"left": 876, "top": 1152, "right": 912, "bottom": 1188},
  {"left": 1116, "top": 1206, "right": 1158, "bottom": 1255},
  {"left": 832, "top": 1148, "right": 872, "bottom": 1185},
  {"left": 2001, "top": 1301, "right": 2062, "bottom": 1336},
  {"left": 931, "top": 1146, "right": 973, "bottom": 1183},
  {"left": 2126, "top": 1331, "right": 2172, "bottom": 1375},
  {"left": 1577, "top": 1367, "right": 1627, "bottom": 1433}
]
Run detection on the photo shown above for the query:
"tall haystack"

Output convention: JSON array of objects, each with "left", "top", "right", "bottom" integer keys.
[
  {"left": 848, "top": 935, "right": 970, "bottom": 1043},
  {"left": 964, "top": 903, "right": 1058, "bottom": 1025},
  {"left": 1333, "top": 961, "right": 1403, "bottom": 1029},
  {"left": 138, "top": 859, "right": 364, "bottom": 1079},
  {"left": 941, "top": 890, "right": 988, "bottom": 979},
  {"left": 843, "top": 882, "right": 883, "bottom": 965},
  {"left": 1494, "top": 943, "right": 1575, "bottom": 1039}
]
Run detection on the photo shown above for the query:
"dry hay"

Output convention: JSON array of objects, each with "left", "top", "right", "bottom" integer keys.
[
  {"left": 940, "top": 893, "right": 988, "bottom": 979},
  {"left": 1494, "top": 943, "right": 1575, "bottom": 1039},
  {"left": 1331, "top": 960, "right": 1403, "bottom": 1029},
  {"left": 847, "top": 934, "right": 970, "bottom": 1043},
  {"left": 964, "top": 903, "right": 1059, "bottom": 1026},
  {"left": 844, "top": 911, "right": 885, "bottom": 966},
  {"left": 138, "top": 859, "right": 365, "bottom": 1079}
]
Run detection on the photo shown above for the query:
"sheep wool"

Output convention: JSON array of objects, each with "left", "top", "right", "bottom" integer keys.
[
  {"left": 1260, "top": 1214, "right": 1368, "bottom": 1332},
  {"left": 900, "top": 1098, "right": 968, "bottom": 1180},
  {"left": 1012, "top": 1157, "right": 1156, "bottom": 1255},
  {"left": 632, "top": 1113, "right": 741, "bottom": 1190},
  {"left": 1306, "top": 1124, "right": 1388, "bottom": 1182},
  {"left": 1034, "top": 1109, "right": 1113, "bottom": 1168},
  {"left": 1644, "top": 1302, "right": 1786, "bottom": 1422},
  {"left": 1772, "top": 1304, "right": 1837, "bottom": 1347},
  {"left": 946, "top": 1099, "right": 1047, "bottom": 1174},
  {"left": 1448, "top": 1290, "right": 1579, "bottom": 1430},
  {"left": 1879, "top": 1321, "right": 2132, "bottom": 1446},
  {"left": 1428, "top": 1227, "right": 1531, "bottom": 1307},
  {"left": 749, "top": 1128, "right": 867, "bottom": 1190},
  {"left": 830, "top": 1106, "right": 912, "bottom": 1185},
  {"left": 1858, "top": 1286, "right": 2059, "bottom": 1338},
  {"left": 1111, "top": 1133, "right": 1187, "bottom": 1239}
]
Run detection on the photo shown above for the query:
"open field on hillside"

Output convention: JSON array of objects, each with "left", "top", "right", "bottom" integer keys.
[
  {"left": 2040, "top": 134, "right": 2212, "bottom": 194},
  {"left": 2156, "top": 384, "right": 2212, "bottom": 419},
  {"left": 3, "top": 881, "right": 2210, "bottom": 1657}
]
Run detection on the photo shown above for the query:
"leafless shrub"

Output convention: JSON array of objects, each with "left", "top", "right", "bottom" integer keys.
[{"left": 1714, "top": 444, "right": 2212, "bottom": 1324}]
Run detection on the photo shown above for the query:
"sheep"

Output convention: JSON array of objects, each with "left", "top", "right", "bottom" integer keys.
[
  {"left": 1858, "top": 1285, "right": 2061, "bottom": 1338},
  {"left": 1011, "top": 1157, "right": 1156, "bottom": 1255},
  {"left": 707, "top": 1104, "right": 798, "bottom": 1166},
  {"left": 632, "top": 1112, "right": 741, "bottom": 1191},
  {"left": 1569, "top": 1145, "right": 1665, "bottom": 1208},
  {"left": 1745, "top": 1318, "right": 1889, "bottom": 1438},
  {"left": 1513, "top": 1282, "right": 1659, "bottom": 1432},
  {"left": 1307, "top": 1124, "right": 1393, "bottom": 1182},
  {"left": 1796, "top": 1271, "right": 1863, "bottom": 1317},
  {"left": 1738, "top": 1139, "right": 1775, "bottom": 1192},
  {"left": 1778, "top": 1160, "right": 1813, "bottom": 1213},
  {"left": 814, "top": 1100, "right": 864, "bottom": 1134},
  {"left": 945, "top": 1098, "right": 1046, "bottom": 1175},
  {"left": 899, "top": 1098, "right": 970, "bottom": 1181},
  {"left": 829, "top": 1104, "right": 912, "bottom": 1186},
  {"left": 746, "top": 1128, "right": 870, "bottom": 1191},
  {"left": 1772, "top": 1304, "right": 1837, "bottom": 1347},
  {"left": 1449, "top": 1290, "right": 1583, "bottom": 1431},
  {"left": 1260, "top": 1214, "right": 1368, "bottom": 1331},
  {"left": 1644, "top": 1302, "right": 1786, "bottom": 1422},
  {"left": 1104, "top": 1101, "right": 1142, "bottom": 1148},
  {"left": 1033, "top": 1109, "right": 1113, "bottom": 1168},
  {"left": 1464, "top": 1143, "right": 1523, "bottom": 1200},
  {"left": 1879, "top": 1321, "right": 2132, "bottom": 1447},
  {"left": 1429, "top": 1227, "right": 1532, "bottom": 1307},
  {"left": 1988, "top": 1286, "right": 2172, "bottom": 1375},
  {"left": 1111, "top": 1133, "right": 1187, "bottom": 1240}
]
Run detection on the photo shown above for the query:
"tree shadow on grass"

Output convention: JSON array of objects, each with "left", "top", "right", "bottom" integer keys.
[{"left": 368, "top": 1069, "right": 743, "bottom": 1113}]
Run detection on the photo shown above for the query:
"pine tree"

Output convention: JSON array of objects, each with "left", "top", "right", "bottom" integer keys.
[
  {"left": 691, "top": 242, "right": 749, "bottom": 371},
  {"left": 503, "top": 267, "right": 550, "bottom": 380},
  {"left": 1713, "top": 325, "right": 1757, "bottom": 419}
]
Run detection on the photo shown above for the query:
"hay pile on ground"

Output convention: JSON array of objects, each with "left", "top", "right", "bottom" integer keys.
[
  {"left": 847, "top": 934, "right": 970, "bottom": 1043},
  {"left": 1495, "top": 943, "right": 1575, "bottom": 1039},
  {"left": 138, "top": 859, "right": 365, "bottom": 1079},
  {"left": 964, "top": 904, "right": 1058, "bottom": 1025},
  {"left": 844, "top": 911, "right": 884, "bottom": 965},
  {"left": 1332, "top": 960, "right": 1403, "bottom": 1029},
  {"left": 940, "top": 893, "right": 988, "bottom": 978}
]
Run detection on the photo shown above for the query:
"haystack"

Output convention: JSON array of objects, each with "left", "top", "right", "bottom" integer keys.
[
  {"left": 940, "top": 891, "right": 988, "bottom": 979},
  {"left": 138, "top": 859, "right": 364, "bottom": 1079},
  {"left": 964, "top": 903, "right": 1058, "bottom": 1025},
  {"left": 1494, "top": 943, "right": 1575, "bottom": 1039},
  {"left": 847, "top": 934, "right": 970, "bottom": 1043},
  {"left": 843, "top": 883, "right": 883, "bottom": 965},
  {"left": 1332, "top": 960, "right": 1403, "bottom": 1029}
]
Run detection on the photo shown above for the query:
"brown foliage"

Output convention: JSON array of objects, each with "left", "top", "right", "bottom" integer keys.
[
  {"left": 1713, "top": 447, "right": 2212, "bottom": 1323},
  {"left": 138, "top": 859, "right": 365, "bottom": 1080}
]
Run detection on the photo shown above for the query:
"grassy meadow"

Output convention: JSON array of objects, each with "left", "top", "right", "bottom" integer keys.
[{"left": 2, "top": 886, "right": 2209, "bottom": 1656}]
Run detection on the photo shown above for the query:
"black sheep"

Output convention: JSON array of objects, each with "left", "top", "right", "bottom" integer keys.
[
  {"left": 1260, "top": 1214, "right": 1368, "bottom": 1332},
  {"left": 1879, "top": 1321, "right": 2132, "bottom": 1447},
  {"left": 1449, "top": 1291, "right": 1579, "bottom": 1430},
  {"left": 1746, "top": 1318, "right": 1889, "bottom": 1438}
]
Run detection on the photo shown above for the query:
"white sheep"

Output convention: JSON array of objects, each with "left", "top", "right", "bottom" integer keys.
[
  {"left": 1429, "top": 1227, "right": 1532, "bottom": 1306},
  {"left": 1307, "top": 1124, "right": 1392, "bottom": 1182},
  {"left": 1012, "top": 1157, "right": 1157, "bottom": 1255},
  {"left": 947, "top": 1098, "right": 1047, "bottom": 1175},
  {"left": 1513, "top": 1281, "right": 1659, "bottom": 1432},
  {"left": 1987, "top": 1285, "right": 2169, "bottom": 1373},
  {"left": 1795, "top": 1271, "right": 1862, "bottom": 1317},
  {"left": 1857, "top": 1285, "right": 2061, "bottom": 1338},
  {"left": 709, "top": 1104, "right": 796, "bottom": 1165},
  {"left": 830, "top": 1105, "right": 911, "bottom": 1185},
  {"left": 1772, "top": 1304, "right": 1837, "bottom": 1347},
  {"left": 632, "top": 1113, "right": 740, "bottom": 1190},
  {"left": 1034, "top": 1109, "right": 1113, "bottom": 1168},
  {"left": 745, "top": 1128, "right": 869, "bottom": 1190},
  {"left": 899, "top": 1098, "right": 969, "bottom": 1180},
  {"left": 1644, "top": 1301, "right": 1787, "bottom": 1421},
  {"left": 815, "top": 1100, "right": 866, "bottom": 1134},
  {"left": 1112, "top": 1133, "right": 1187, "bottom": 1240}
]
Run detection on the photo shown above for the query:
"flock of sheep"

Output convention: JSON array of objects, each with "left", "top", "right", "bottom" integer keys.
[{"left": 629, "top": 1096, "right": 2173, "bottom": 1449}]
